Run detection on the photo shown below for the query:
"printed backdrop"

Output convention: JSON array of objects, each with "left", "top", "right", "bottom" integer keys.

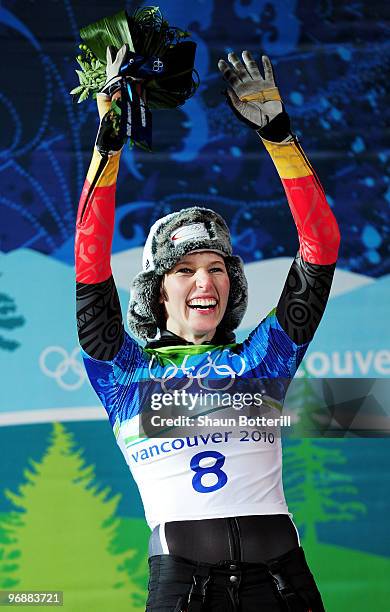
[{"left": 1, "top": 0, "right": 389, "bottom": 610}]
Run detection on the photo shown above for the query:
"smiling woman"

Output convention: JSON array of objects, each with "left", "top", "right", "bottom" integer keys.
[
  {"left": 127, "top": 206, "right": 248, "bottom": 344},
  {"left": 160, "top": 252, "right": 230, "bottom": 344},
  {"left": 75, "top": 45, "right": 339, "bottom": 611}
]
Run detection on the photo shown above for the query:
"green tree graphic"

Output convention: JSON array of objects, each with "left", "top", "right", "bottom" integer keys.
[
  {"left": 0, "top": 513, "right": 21, "bottom": 589},
  {"left": 286, "top": 364, "right": 332, "bottom": 438},
  {"left": 284, "top": 365, "right": 366, "bottom": 546},
  {"left": 0, "top": 290, "right": 25, "bottom": 351},
  {"left": 0, "top": 423, "right": 146, "bottom": 611},
  {"left": 284, "top": 439, "right": 366, "bottom": 547}
]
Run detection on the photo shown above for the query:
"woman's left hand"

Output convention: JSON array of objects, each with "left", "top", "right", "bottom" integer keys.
[{"left": 218, "top": 51, "right": 283, "bottom": 129}]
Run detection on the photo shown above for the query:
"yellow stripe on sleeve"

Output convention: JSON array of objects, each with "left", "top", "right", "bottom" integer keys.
[
  {"left": 96, "top": 94, "right": 111, "bottom": 120},
  {"left": 85, "top": 94, "right": 121, "bottom": 187},
  {"left": 86, "top": 148, "right": 121, "bottom": 187},
  {"left": 261, "top": 138, "right": 313, "bottom": 179}
]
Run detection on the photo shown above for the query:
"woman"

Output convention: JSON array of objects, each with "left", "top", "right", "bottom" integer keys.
[{"left": 75, "top": 46, "right": 340, "bottom": 611}]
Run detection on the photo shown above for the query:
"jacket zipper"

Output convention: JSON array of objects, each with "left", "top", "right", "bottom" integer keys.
[{"left": 227, "top": 517, "right": 242, "bottom": 561}]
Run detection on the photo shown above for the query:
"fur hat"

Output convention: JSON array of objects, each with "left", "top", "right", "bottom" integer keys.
[{"left": 127, "top": 207, "right": 248, "bottom": 340}]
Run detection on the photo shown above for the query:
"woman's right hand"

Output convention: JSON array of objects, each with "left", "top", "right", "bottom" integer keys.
[{"left": 94, "top": 45, "right": 131, "bottom": 157}]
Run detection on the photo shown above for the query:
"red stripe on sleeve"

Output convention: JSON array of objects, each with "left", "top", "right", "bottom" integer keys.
[
  {"left": 281, "top": 175, "right": 340, "bottom": 265},
  {"left": 75, "top": 182, "right": 116, "bottom": 284}
]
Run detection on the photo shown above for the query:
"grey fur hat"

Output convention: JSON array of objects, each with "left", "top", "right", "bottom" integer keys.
[{"left": 127, "top": 207, "right": 248, "bottom": 340}]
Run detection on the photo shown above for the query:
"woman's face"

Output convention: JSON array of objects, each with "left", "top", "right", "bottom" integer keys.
[{"left": 160, "top": 251, "right": 230, "bottom": 344}]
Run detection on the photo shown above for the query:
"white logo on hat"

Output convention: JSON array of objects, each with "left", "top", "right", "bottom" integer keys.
[{"left": 170, "top": 223, "right": 212, "bottom": 246}]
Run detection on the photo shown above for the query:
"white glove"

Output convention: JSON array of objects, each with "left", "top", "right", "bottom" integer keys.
[
  {"left": 100, "top": 44, "right": 129, "bottom": 96},
  {"left": 218, "top": 51, "right": 283, "bottom": 129}
]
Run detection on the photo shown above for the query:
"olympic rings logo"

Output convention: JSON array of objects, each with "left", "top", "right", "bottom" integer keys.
[
  {"left": 39, "top": 346, "right": 86, "bottom": 391},
  {"left": 148, "top": 350, "right": 246, "bottom": 393},
  {"left": 152, "top": 59, "right": 164, "bottom": 72}
]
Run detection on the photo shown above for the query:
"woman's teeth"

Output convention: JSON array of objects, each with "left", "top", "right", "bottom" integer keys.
[{"left": 187, "top": 298, "right": 217, "bottom": 309}]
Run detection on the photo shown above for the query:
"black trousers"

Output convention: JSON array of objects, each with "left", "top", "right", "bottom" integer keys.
[{"left": 146, "top": 546, "right": 325, "bottom": 612}]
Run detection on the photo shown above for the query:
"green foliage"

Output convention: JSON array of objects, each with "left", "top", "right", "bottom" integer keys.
[
  {"left": 80, "top": 10, "right": 134, "bottom": 62},
  {"left": 69, "top": 49, "right": 106, "bottom": 103},
  {"left": 109, "top": 98, "right": 122, "bottom": 135}
]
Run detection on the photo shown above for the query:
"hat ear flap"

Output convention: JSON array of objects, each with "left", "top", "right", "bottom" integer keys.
[
  {"left": 222, "top": 256, "right": 248, "bottom": 331},
  {"left": 127, "top": 272, "right": 162, "bottom": 340}
]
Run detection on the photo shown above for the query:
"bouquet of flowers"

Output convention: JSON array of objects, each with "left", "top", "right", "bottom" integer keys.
[
  {"left": 71, "top": 6, "right": 198, "bottom": 107},
  {"left": 70, "top": 7, "right": 198, "bottom": 149}
]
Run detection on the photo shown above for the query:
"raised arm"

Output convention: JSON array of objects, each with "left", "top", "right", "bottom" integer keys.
[
  {"left": 218, "top": 51, "right": 340, "bottom": 346},
  {"left": 75, "top": 47, "right": 129, "bottom": 361},
  {"left": 264, "top": 137, "right": 340, "bottom": 344}
]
